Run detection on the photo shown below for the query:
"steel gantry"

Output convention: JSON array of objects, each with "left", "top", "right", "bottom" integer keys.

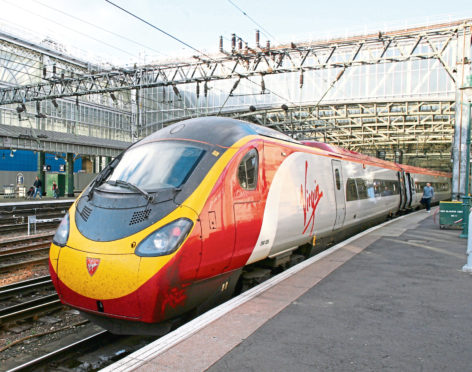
[
  {"left": 0, "top": 20, "right": 466, "bottom": 105},
  {"left": 0, "top": 19, "right": 471, "bottom": 196}
]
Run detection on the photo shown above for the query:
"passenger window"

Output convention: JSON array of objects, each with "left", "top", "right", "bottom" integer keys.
[
  {"left": 356, "top": 178, "right": 368, "bottom": 199},
  {"left": 238, "top": 149, "right": 258, "bottom": 190},
  {"left": 346, "top": 178, "right": 358, "bottom": 201},
  {"left": 335, "top": 169, "right": 341, "bottom": 190}
]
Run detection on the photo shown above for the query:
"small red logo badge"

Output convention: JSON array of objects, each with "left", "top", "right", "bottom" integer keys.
[{"left": 86, "top": 257, "right": 100, "bottom": 276}]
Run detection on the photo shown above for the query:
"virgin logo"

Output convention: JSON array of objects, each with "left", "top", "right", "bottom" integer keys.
[
  {"left": 300, "top": 161, "right": 324, "bottom": 235},
  {"left": 86, "top": 257, "right": 100, "bottom": 276}
]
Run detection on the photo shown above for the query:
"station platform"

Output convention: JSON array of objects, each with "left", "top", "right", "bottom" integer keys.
[
  {"left": 103, "top": 209, "right": 471, "bottom": 372},
  {"left": 0, "top": 197, "right": 75, "bottom": 206}
]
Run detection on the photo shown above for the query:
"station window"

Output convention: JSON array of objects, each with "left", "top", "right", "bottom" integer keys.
[{"left": 238, "top": 149, "right": 258, "bottom": 190}]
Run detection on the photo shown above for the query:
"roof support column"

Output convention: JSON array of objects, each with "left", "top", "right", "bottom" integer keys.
[
  {"left": 37, "top": 151, "right": 45, "bottom": 197},
  {"left": 66, "top": 152, "right": 74, "bottom": 197},
  {"left": 452, "top": 27, "right": 472, "bottom": 200}
]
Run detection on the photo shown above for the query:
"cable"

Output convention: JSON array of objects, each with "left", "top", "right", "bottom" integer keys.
[
  {"left": 226, "top": 0, "right": 278, "bottom": 43},
  {"left": 105, "top": 0, "right": 206, "bottom": 57},
  {"left": 104, "top": 0, "right": 297, "bottom": 112},
  {"left": 3, "top": 1, "right": 298, "bottom": 120},
  {"left": 1, "top": 0, "right": 136, "bottom": 58},
  {"left": 33, "top": 0, "right": 168, "bottom": 57}
]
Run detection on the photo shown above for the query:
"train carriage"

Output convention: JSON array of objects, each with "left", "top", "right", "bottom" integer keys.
[{"left": 49, "top": 117, "right": 451, "bottom": 335}]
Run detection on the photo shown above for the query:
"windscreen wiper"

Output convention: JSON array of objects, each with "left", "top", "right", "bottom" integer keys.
[
  {"left": 86, "top": 155, "right": 122, "bottom": 201},
  {"left": 107, "top": 179, "right": 156, "bottom": 203},
  {"left": 87, "top": 168, "right": 111, "bottom": 201}
]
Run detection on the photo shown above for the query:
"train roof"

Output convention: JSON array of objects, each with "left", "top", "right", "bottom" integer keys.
[
  {"left": 138, "top": 118, "right": 450, "bottom": 178},
  {"left": 301, "top": 141, "right": 451, "bottom": 178},
  {"left": 141, "top": 116, "right": 298, "bottom": 148}
]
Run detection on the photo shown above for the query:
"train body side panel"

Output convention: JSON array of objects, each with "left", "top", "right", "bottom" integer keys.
[
  {"left": 246, "top": 151, "right": 336, "bottom": 264},
  {"left": 342, "top": 162, "right": 400, "bottom": 226}
]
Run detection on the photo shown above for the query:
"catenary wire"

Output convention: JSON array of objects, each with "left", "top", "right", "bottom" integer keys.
[
  {"left": 226, "top": 0, "right": 278, "bottom": 43},
  {"left": 33, "top": 0, "right": 168, "bottom": 57},
  {"left": 1, "top": 0, "right": 137, "bottom": 58}
]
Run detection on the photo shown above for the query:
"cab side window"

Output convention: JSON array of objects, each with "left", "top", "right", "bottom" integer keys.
[{"left": 238, "top": 149, "right": 258, "bottom": 190}]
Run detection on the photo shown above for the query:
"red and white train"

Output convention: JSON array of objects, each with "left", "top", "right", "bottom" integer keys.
[{"left": 49, "top": 117, "right": 451, "bottom": 334}]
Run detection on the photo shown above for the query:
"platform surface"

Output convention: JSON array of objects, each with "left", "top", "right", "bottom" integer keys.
[
  {"left": 103, "top": 209, "right": 471, "bottom": 372},
  {"left": 0, "top": 197, "right": 75, "bottom": 206}
]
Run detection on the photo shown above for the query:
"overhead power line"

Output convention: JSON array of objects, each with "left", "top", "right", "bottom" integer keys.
[
  {"left": 103, "top": 0, "right": 297, "bottom": 112},
  {"left": 34, "top": 0, "right": 167, "bottom": 57},
  {"left": 1, "top": 0, "right": 136, "bottom": 58},
  {"left": 226, "top": 0, "right": 278, "bottom": 43},
  {"left": 105, "top": 0, "right": 206, "bottom": 57}
]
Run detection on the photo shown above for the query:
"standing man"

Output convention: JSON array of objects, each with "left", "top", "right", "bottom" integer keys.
[
  {"left": 421, "top": 182, "right": 434, "bottom": 212},
  {"left": 33, "top": 176, "right": 43, "bottom": 199},
  {"left": 52, "top": 181, "right": 59, "bottom": 199}
]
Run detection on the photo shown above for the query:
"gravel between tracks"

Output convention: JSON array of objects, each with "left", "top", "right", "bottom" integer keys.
[
  {"left": 0, "top": 230, "right": 102, "bottom": 371},
  {"left": 0, "top": 309, "right": 103, "bottom": 371}
]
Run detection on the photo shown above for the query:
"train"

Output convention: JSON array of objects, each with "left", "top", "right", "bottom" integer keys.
[{"left": 48, "top": 117, "right": 451, "bottom": 335}]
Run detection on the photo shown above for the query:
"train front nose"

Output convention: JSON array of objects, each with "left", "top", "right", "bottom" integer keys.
[{"left": 56, "top": 246, "right": 142, "bottom": 318}]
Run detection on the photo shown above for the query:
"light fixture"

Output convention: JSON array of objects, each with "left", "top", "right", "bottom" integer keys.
[
  {"left": 110, "top": 93, "right": 117, "bottom": 102},
  {"left": 52, "top": 99, "right": 58, "bottom": 108},
  {"left": 10, "top": 150, "right": 14, "bottom": 158}
]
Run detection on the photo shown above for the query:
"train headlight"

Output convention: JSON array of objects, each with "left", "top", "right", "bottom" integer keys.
[
  {"left": 53, "top": 212, "right": 70, "bottom": 246},
  {"left": 135, "top": 218, "right": 193, "bottom": 257}
]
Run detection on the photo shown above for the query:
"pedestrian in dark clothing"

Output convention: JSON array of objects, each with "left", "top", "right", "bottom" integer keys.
[
  {"left": 33, "top": 176, "right": 42, "bottom": 199},
  {"left": 52, "top": 181, "right": 59, "bottom": 199},
  {"left": 421, "top": 182, "right": 434, "bottom": 212}
]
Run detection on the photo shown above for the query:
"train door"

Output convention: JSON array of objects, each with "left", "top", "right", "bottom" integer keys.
[
  {"left": 331, "top": 160, "right": 346, "bottom": 230},
  {"left": 232, "top": 145, "right": 265, "bottom": 265},
  {"left": 398, "top": 171, "right": 407, "bottom": 210},
  {"left": 404, "top": 173, "right": 413, "bottom": 208}
]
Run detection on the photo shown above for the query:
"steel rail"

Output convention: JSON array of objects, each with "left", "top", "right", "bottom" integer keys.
[
  {"left": 0, "top": 233, "right": 54, "bottom": 249},
  {"left": 6, "top": 330, "right": 113, "bottom": 372},
  {"left": 0, "top": 294, "right": 61, "bottom": 325},
  {"left": 0, "top": 220, "right": 60, "bottom": 233},
  {"left": 0, "top": 243, "right": 50, "bottom": 257},
  {"left": 0, "top": 256, "right": 49, "bottom": 274},
  {"left": 0, "top": 276, "right": 52, "bottom": 300}
]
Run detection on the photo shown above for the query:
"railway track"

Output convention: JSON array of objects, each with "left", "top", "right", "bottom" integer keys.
[
  {"left": 0, "top": 200, "right": 72, "bottom": 234},
  {"left": 0, "top": 235, "right": 53, "bottom": 274},
  {"left": 0, "top": 249, "right": 50, "bottom": 273},
  {"left": 0, "top": 276, "right": 59, "bottom": 325},
  {"left": 0, "top": 293, "right": 62, "bottom": 326},
  {"left": 0, "top": 219, "right": 60, "bottom": 234},
  {"left": 0, "top": 233, "right": 54, "bottom": 250},
  {"left": 7, "top": 330, "right": 120, "bottom": 372},
  {"left": 0, "top": 275, "right": 53, "bottom": 300}
]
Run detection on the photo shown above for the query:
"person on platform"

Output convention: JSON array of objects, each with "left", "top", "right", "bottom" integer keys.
[
  {"left": 421, "top": 182, "right": 434, "bottom": 212},
  {"left": 33, "top": 176, "right": 42, "bottom": 199},
  {"left": 52, "top": 181, "right": 59, "bottom": 199}
]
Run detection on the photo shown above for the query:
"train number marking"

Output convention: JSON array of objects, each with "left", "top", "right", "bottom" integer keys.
[
  {"left": 300, "top": 161, "right": 324, "bottom": 235},
  {"left": 260, "top": 239, "right": 269, "bottom": 246}
]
